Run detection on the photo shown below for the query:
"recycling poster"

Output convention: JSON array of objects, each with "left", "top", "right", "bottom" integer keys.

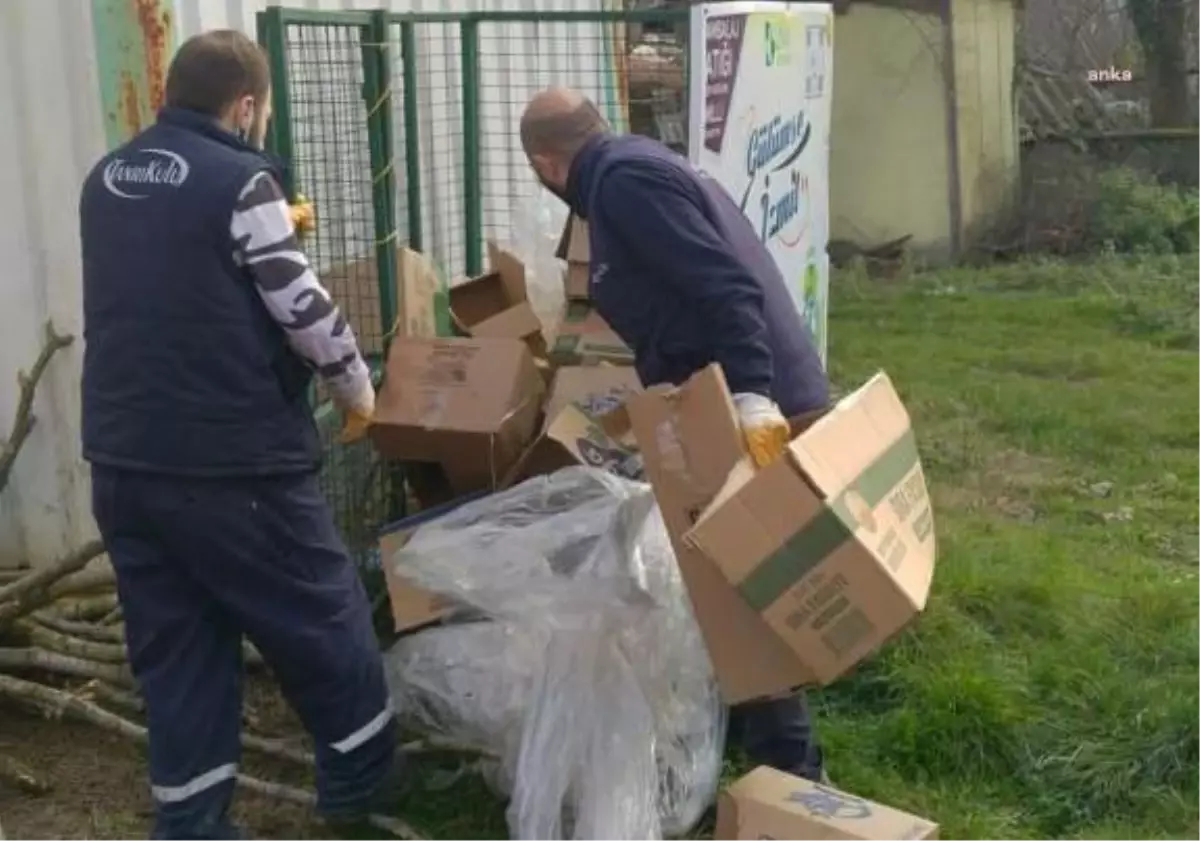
[{"left": 688, "top": 1, "right": 834, "bottom": 364}]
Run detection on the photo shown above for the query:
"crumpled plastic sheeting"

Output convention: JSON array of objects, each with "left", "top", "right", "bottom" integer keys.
[{"left": 383, "top": 467, "right": 725, "bottom": 840}]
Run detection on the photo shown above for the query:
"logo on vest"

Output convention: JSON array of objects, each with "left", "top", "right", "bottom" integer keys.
[{"left": 102, "top": 148, "right": 190, "bottom": 200}]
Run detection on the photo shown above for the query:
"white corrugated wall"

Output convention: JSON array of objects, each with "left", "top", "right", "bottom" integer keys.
[{"left": 0, "top": 0, "right": 619, "bottom": 567}]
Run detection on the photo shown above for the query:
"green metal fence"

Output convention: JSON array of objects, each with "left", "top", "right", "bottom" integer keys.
[{"left": 256, "top": 5, "right": 689, "bottom": 567}]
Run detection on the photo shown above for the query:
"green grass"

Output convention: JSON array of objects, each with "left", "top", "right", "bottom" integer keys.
[{"left": 398, "top": 254, "right": 1199, "bottom": 839}]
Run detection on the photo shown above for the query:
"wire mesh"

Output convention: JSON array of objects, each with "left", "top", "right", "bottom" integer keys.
[
  {"left": 276, "top": 19, "right": 404, "bottom": 573},
  {"left": 474, "top": 10, "right": 689, "bottom": 252}
]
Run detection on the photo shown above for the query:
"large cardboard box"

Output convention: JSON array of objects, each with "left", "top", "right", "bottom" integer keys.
[
  {"left": 685, "top": 370, "right": 936, "bottom": 686},
  {"left": 714, "top": 767, "right": 938, "bottom": 840},
  {"left": 549, "top": 301, "right": 634, "bottom": 367},
  {"left": 377, "top": 491, "right": 489, "bottom": 633},
  {"left": 370, "top": 337, "right": 545, "bottom": 497},
  {"left": 556, "top": 215, "right": 591, "bottom": 301},
  {"left": 627, "top": 366, "right": 813, "bottom": 703},
  {"left": 321, "top": 247, "right": 447, "bottom": 357},
  {"left": 505, "top": 366, "right": 643, "bottom": 485},
  {"left": 450, "top": 243, "right": 546, "bottom": 356}
]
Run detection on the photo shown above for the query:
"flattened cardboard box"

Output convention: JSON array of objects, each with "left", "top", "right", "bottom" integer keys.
[
  {"left": 505, "top": 366, "right": 644, "bottom": 486},
  {"left": 377, "top": 491, "right": 488, "bottom": 633},
  {"left": 550, "top": 300, "right": 634, "bottom": 367},
  {"left": 627, "top": 366, "right": 816, "bottom": 704},
  {"left": 450, "top": 243, "right": 546, "bottom": 357},
  {"left": 685, "top": 370, "right": 937, "bottom": 687},
  {"left": 563, "top": 263, "right": 590, "bottom": 301},
  {"left": 715, "top": 767, "right": 938, "bottom": 840},
  {"left": 369, "top": 336, "right": 544, "bottom": 496}
]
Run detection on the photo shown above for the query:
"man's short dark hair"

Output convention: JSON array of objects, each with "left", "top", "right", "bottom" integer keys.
[
  {"left": 520, "top": 99, "right": 609, "bottom": 158},
  {"left": 165, "top": 30, "right": 270, "bottom": 116}
]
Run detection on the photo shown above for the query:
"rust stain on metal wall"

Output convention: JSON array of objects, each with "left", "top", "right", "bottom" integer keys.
[{"left": 92, "top": 0, "right": 174, "bottom": 148}]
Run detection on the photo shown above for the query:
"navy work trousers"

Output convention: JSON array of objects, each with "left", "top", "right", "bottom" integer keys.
[
  {"left": 90, "top": 466, "right": 396, "bottom": 840},
  {"left": 728, "top": 692, "right": 824, "bottom": 780}
]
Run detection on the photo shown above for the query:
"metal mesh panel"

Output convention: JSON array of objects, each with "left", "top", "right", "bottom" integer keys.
[
  {"left": 473, "top": 12, "right": 689, "bottom": 253},
  {"left": 272, "top": 18, "right": 403, "bottom": 573}
]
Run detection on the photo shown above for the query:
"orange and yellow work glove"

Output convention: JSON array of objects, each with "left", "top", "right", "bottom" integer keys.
[
  {"left": 338, "top": 381, "right": 376, "bottom": 444},
  {"left": 732, "top": 392, "right": 791, "bottom": 468},
  {"left": 289, "top": 194, "right": 316, "bottom": 239}
]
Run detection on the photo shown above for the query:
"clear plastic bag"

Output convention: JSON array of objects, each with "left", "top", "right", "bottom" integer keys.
[
  {"left": 383, "top": 467, "right": 725, "bottom": 840},
  {"left": 511, "top": 187, "right": 569, "bottom": 342}
]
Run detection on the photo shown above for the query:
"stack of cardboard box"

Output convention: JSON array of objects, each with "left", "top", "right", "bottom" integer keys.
[{"left": 362, "top": 227, "right": 939, "bottom": 839}]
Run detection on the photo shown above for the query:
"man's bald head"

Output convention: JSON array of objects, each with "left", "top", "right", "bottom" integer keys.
[
  {"left": 521, "top": 87, "right": 609, "bottom": 199},
  {"left": 520, "top": 87, "right": 609, "bottom": 159}
]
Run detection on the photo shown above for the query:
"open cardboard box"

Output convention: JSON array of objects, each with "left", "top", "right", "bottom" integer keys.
[
  {"left": 504, "top": 365, "right": 643, "bottom": 486},
  {"left": 450, "top": 243, "right": 546, "bottom": 357},
  {"left": 369, "top": 336, "right": 545, "bottom": 501},
  {"left": 627, "top": 365, "right": 936, "bottom": 703},
  {"left": 714, "top": 767, "right": 938, "bottom": 840}
]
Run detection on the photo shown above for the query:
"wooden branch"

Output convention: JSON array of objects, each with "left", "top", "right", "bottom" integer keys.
[
  {"left": 52, "top": 593, "right": 119, "bottom": 622},
  {"left": 14, "top": 620, "right": 127, "bottom": 664},
  {"left": 82, "top": 680, "right": 145, "bottom": 716},
  {"left": 46, "top": 562, "right": 115, "bottom": 599},
  {"left": 0, "top": 754, "right": 50, "bottom": 796},
  {"left": 100, "top": 605, "right": 123, "bottom": 625},
  {"left": 0, "top": 674, "right": 424, "bottom": 839},
  {"left": 0, "top": 541, "right": 105, "bottom": 625},
  {"left": 241, "top": 733, "right": 313, "bottom": 767},
  {"left": 0, "top": 647, "right": 133, "bottom": 686},
  {"left": 0, "top": 321, "right": 73, "bottom": 495},
  {"left": 31, "top": 613, "right": 124, "bottom": 645}
]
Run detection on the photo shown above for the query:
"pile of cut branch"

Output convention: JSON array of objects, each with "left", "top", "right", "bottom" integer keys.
[{"left": 0, "top": 322, "right": 435, "bottom": 839}]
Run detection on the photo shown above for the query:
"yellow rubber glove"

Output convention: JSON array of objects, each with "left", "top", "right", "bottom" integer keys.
[
  {"left": 338, "top": 381, "right": 376, "bottom": 444},
  {"left": 289, "top": 194, "right": 316, "bottom": 238},
  {"left": 733, "top": 392, "right": 791, "bottom": 468}
]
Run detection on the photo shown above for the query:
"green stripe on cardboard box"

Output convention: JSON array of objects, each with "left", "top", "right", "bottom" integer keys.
[{"left": 737, "top": 430, "right": 920, "bottom": 613}]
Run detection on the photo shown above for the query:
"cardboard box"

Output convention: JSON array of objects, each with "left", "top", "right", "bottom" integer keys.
[
  {"left": 684, "top": 370, "right": 936, "bottom": 686},
  {"left": 627, "top": 366, "right": 814, "bottom": 703},
  {"left": 714, "top": 767, "right": 938, "bottom": 840},
  {"left": 555, "top": 214, "right": 590, "bottom": 264},
  {"left": 377, "top": 491, "right": 489, "bottom": 633},
  {"left": 505, "top": 366, "right": 644, "bottom": 485},
  {"left": 543, "top": 365, "right": 642, "bottom": 425},
  {"left": 549, "top": 301, "right": 634, "bottom": 367},
  {"left": 370, "top": 337, "right": 545, "bottom": 496},
  {"left": 321, "top": 247, "right": 448, "bottom": 357},
  {"left": 563, "top": 262, "right": 590, "bottom": 301},
  {"left": 450, "top": 243, "right": 546, "bottom": 356}
]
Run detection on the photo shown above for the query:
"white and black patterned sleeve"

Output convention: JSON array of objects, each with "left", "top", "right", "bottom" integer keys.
[{"left": 231, "top": 171, "right": 371, "bottom": 409}]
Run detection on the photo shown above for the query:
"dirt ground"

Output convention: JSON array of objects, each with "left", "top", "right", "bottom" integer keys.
[{"left": 0, "top": 678, "right": 324, "bottom": 840}]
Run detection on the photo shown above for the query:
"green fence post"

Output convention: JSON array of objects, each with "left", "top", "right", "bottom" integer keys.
[
  {"left": 258, "top": 8, "right": 296, "bottom": 197},
  {"left": 400, "top": 20, "right": 423, "bottom": 253},
  {"left": 362, "top": 10, "right": 398, "bottom": 344},
  {"left": 460, "top": 16, "right": 483, "bottom": 276}
]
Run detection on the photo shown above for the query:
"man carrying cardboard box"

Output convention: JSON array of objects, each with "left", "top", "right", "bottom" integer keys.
[{"left": 519, "top": 88, "right": 831, "bottom": 782}]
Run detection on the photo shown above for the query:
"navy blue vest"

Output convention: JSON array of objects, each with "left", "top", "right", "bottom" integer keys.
[{"left": 80, "top": 108, "right": 320, "bottom": 476}]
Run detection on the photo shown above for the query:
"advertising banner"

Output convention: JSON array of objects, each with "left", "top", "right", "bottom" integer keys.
[{"left": 688, "top": 1, "right": 834, "bottom": 363}]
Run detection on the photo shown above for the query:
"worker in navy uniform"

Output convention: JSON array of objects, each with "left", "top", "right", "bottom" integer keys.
[
  {"left": 79, "top": 30, "right": 401, "bottom": 839},
  {"left": 519, "top": 88, "right": 830, "bottom": 785}
]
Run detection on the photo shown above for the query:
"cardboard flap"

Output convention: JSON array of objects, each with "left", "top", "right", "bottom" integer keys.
[
  {"left": 627, "top": 365, "right": 815, "bottom": 702},
  {"left": 472, "top": 302, "right": 542, "bottom": 342},
  {"left": 487, "top": 241, "right": 529, "bottom": 300}
]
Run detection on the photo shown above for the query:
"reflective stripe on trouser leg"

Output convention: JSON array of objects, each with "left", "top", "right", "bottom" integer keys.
[
  {"left": 152, "top": 763, "right": 238, "bottom": 804},
  {"left": 331, "top": 699, "right": 395, "bottom": 754}
]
